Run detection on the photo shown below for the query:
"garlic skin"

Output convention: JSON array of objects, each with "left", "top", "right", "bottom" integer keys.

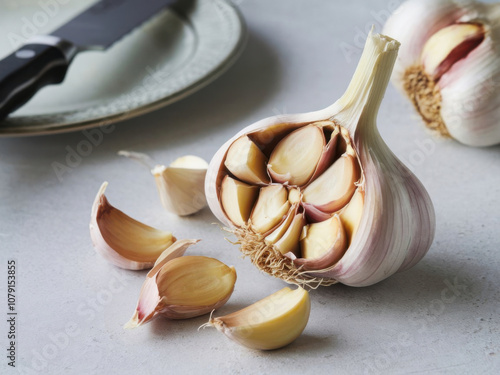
[
  {"left": 153, "top": 155, "right": 208, "bottom": 216},
  {"left": 383, "top": 0, "right": 500, "bottom": 147},
  {"left": 204, "top": 287, "right": 310, "bottom": 351},
  {"left": 125, "top": 247, "right": 237, "bottom": 328},
  {"left": 205, "top": 31, "right": 436, "bottom": 287},
  {"left": 119, "top": 151, "right": 208, "bottom": 216},
  {"left": 90, "top": 182, "right": 176, "bottom": 270}
]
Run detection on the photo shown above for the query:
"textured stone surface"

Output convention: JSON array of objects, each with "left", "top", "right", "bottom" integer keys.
[{"left": 0, "top": 0, "right": 499, "bottom": 374}]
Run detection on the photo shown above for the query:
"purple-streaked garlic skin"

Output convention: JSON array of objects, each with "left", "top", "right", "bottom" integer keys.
[
  {"left": 384, "top": 0, "right": 500, "bottom": 146},
  {"left": 205, "top": 32, "right": 436, "bottom": 287},
  {"left": 126, "top": 239, "right": 199, "bottom": 328},
  {"left": 384, "top": 0, "right": 467, "bottom": 83}
]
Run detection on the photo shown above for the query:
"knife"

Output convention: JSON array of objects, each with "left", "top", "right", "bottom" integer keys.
[{"left": 0, "top": 0, "right": 178, "bottom": 121}]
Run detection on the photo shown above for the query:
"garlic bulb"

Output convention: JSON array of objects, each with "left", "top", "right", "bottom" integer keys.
[
  {"left": 203, "top": 287, "right": 310, "bottom": 350},
  {"left": 383, "top": 0, "right": 500, "bottom": 147},
  {"left": 126, "top": 245, "right": 237, "bottom": 328},
  {"left": 119, "top": 151, "right": 208, "bottom": 216},
  {"left": 90, "top": 182, "right": 176, "bottom": 270},
  {"left": 205, "top": 31, "right": 436, "bottom": 287}
]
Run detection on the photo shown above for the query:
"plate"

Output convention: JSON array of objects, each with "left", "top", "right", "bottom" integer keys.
[{"left": 0, "top": 0, "right": 246, "bottom": 136}]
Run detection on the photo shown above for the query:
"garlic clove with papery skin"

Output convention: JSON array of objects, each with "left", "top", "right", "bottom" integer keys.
[
  {"left": 153, "top": 155, "right": 208, "bottom": 216},
  {"left": 90, "top": 182, "right": 176, "bottom": 270},
  {"left": 205, "top": 30, "right": 435, "bottom": 288},
  {"left": 125, "top": 249, "right": 237, "bottom": 328},
  {"left": 383, "top": 0, "right": 500, "bottom": 147},
  {"left": 203, "top": 287, "right": 310, "bottom": 351},
  {"left": 119, "top": 151, "right": 208, "bottom": 216}
]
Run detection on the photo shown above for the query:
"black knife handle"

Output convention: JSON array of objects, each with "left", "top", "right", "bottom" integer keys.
[{"left": 0, "top": 41, "right": 76, "bottom": 121}]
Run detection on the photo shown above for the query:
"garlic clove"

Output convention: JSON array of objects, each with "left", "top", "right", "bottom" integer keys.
[
  {"left": 288, "top": 187, "right": 302, "bottom": 204},
  {"left": 220, "top": 176, "right": 260, "bottom": 227},
  {"left": 302, "top": 146, "right": 360, "bottom": 216},
  {"left": 295, "top": 215, "right": 347, "bottom": 270},
  {"left": 126, "top": 253, "right": 236, "bottom": 328},
  {"left": 265, "top": 205, "right": 297, "bottom": 246},
  {"left": 382, "top": 0, "right": 466, "bottom": 84},
  {"left": 274, "top": 213, "right": 306, "bottom": 256},
  {"left": 224, "top": 136, "right": 270, "bottom": 185},
  {"left": 268, "top": 125, "right": 325, "bottom": 186},
  {"left": 90, "top": 182, "right": 176, "bottom": 270},
  {"left": 153, "top": 155, "right": 208, "bottom": 216},
  {"left": 421, "top": 23, "right": 485, "bottom": 80},
  {"left": 156, "top": 256, "right": 236, "bottom": 315},
  {"left": 339, "top": 188, "right": 364, "bottom": 243},
  {"left": 146, "top": 239, "right": 199, "bottom": 277},
  {"left": 125, "top": 239, "right": 197, "bottom": 328},
  {"left": 249, "top": 185, "right": 290, "bottom": 234},
  {"left": 205, "top": 287, "right": 310, "bottom": 350},
  {"left": 308, "top": 124, "right": 340, "bottom": 183}
]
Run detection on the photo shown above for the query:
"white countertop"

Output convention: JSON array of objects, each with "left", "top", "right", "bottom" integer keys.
[{"left": 1, "top": 0, "right": 499, "bottom": 374}]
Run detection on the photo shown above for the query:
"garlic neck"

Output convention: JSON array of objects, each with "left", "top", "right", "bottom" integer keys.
[{"left": 331, "top": 30, "right": 400, "bottom": 136}]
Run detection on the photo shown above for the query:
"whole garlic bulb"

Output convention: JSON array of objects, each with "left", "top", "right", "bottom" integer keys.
[
  {"left": 383, "top": 0, "right": 500, "bottom": 147},
  {"left": 205, "top": 31, "right": 436, "bottom": 288}
]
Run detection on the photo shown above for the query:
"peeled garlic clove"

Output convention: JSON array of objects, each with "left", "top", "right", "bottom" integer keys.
[
  {"left": 308, "top": 124, "right": 340, "bottom": 183},
  {"left": 339, "top": 187, "right": 364, "bottom": 242},
  {"left": 274, "top": 213, "right": 306, "bottom": 256},
  {"left": 90, "top": 182, "right": 176, "bottom": 270},
  {"left": 288, "top": 187, "right": 302, "bottom": 204},
  {"left": 250, "top": 185, "right": 290, "bottom": 234},
  {"left": 153, "top": 155, "right": 208, "bottom": 216},
  {"left": 302, "top": 145, "right": 360, "bottom": 217},
  {"left": 220, "top": 176, "right": 260, "bottom": 227},
  {"left": 205, "top": 287, "right": 310, "bottom": 350},
  {"left": 265, "top": 205, "right": 297, "bottom": 246},
  {"left": 383, "top": 0, "right": 500, "bottom": 146},
  {"left": 268, "top": 125, "right": 325, "bottom": 186},
  {"left": 224, "top": 136, "right": 270, "bottom": 185},
  {"left": 119, "top": 151, "right": 208, "bottom": 216},
  {"left": 126, "top": 252, "right": 236, "bottom": 328},
  {"left": 205, "top": 30, "right": 435, "bottom": 287},
  {"left": 295, "top": 215, "right": 347, "bottom": 271}
]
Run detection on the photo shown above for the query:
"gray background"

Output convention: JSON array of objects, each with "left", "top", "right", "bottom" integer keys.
[{"left": 1, "top": 0, "right": 499, "bottom": 374}]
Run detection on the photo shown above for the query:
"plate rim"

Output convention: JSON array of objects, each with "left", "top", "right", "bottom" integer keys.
[{"left": 0, "top": 0, "right": 247, "bottom": 137}]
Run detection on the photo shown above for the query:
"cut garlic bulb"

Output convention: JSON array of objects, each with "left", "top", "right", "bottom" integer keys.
[
  {"left": 119, "top": 151, "right": 208, "bottom": 216},
  {"left": 383, "top": 0, "right": 500, "bottom": 147},
  {"left": 205, "top": 30, "right": 436, "bottom": 287},
  {"left": 90, "top": 182, "right": 176, "bottom": 270},
  {"left": 126, "top": 248, "right": 237, "bottom": 328},
  {"left": 203, "top": 287, "right": 310, "bottom": 350}
]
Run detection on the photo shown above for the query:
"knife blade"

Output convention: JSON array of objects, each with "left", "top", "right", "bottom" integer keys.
[{"left": 0, "top": 0, "right": 178, "bottom": 121}]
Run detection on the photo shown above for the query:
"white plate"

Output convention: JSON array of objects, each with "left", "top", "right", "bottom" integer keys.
[{"left": 0, "top": 0, "right": 246, "bottom": 136}]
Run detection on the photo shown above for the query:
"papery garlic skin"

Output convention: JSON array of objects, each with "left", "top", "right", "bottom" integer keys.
[
  {"left": 153, "top": 155, "right": 209, "bottom": 216},
  {"left": 205, "top": 31, "right": 436, "bottom": 287},
  {"left": 383, "top": 0, "right": 500, "bottom": 147},
  {"left": 90, "top": 182, "right": 176, "bottom": 270},
  {"left": 126, "top": 247, "right": 237, "bottom": 328}
]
